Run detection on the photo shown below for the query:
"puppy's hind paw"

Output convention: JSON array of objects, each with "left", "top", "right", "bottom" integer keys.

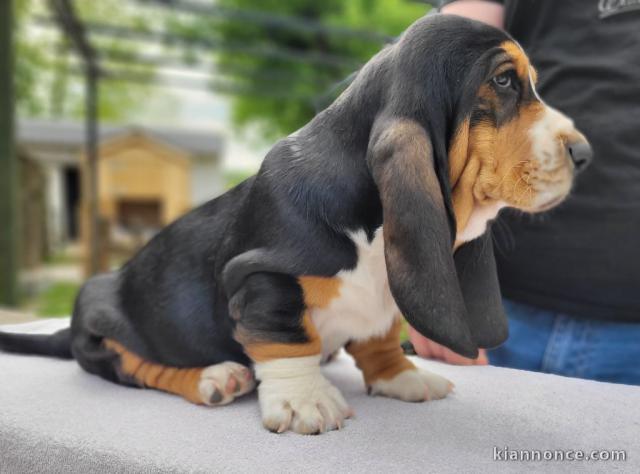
[{"left": 198, "top": 361, "right": 255, "bottom": 406}]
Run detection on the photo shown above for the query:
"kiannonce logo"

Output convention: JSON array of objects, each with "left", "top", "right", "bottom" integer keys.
[
  {"left": 599, "top": 0, "right": 640, "bottom": 18},
  {"left": 493, "top": 446, "right": 628, "bottom": 462}
]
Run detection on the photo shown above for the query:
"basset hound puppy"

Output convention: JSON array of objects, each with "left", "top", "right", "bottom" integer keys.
[{"left": 0, "top": 14, "right": 591, "bottom": 434}]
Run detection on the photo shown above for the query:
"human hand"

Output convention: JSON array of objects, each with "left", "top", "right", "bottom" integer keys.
[{"left": 408, "top": 326, "right": 488, "bottom": 366}]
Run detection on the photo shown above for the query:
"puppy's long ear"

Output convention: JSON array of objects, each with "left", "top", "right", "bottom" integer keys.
[
  {"left": 454, "top": 230, "right": 508, "bottom": 349},
  {"left": 368, "top": 118, "right": 478, "bottom": 358}
]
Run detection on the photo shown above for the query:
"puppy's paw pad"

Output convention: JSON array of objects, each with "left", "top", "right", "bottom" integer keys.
[
  {"left": 369, "top": 368, "right": 453, "bottom": 402},
  {"left": 199, "top": 361, "right": 255, "bottom": 406},
  {"left": 260, "top": 377, "right": 351, "bottom": 434}
]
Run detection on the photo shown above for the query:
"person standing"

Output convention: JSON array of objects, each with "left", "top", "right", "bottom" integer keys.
[{"left": 410, "top": 0, "right": 640, "bottom": 385}]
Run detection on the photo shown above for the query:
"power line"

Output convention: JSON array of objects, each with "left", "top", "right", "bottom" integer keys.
[
  {"left": 133, "top": 0, "right": 394, "bottom": 43},
  {"left": 55, "top": 45, "right": 337, "bottom": 87},
  {"left": 65, "top": 65, "right": 319, "bottom": 100},
  {"left": 48, "top": 0, "right": 102, "bottom": 276},
  {"left": 33, "top": 16, "right": 361, "bottom": 69}
]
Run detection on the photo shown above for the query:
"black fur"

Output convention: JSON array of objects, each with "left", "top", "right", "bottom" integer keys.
[
  {"left": 0, "top": 328, "right": 72, "bottom": 359},
  {"left": 455, "top": 232, "right": 509, "bottom": 348},
  {"left": 229, "top": 272, "right": 309, "bottom": 344},
  {"left": 0, "top": 14, "right": 512, "bottom": 375}
]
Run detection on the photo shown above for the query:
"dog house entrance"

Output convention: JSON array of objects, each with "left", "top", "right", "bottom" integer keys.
[{"left": 117, "top": 199, "right": 162, "bottom": 233}]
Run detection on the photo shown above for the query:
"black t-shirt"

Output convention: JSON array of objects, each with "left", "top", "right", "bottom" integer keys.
[{"left": 441, "top": 0, "right": 640, "bottom": 321}]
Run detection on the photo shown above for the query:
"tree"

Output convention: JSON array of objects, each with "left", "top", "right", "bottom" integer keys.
[
  {"left": 164, "top": 0, "right": 430, "bottom": 140},
  {"left": 14, "top": 0, "right": 158, "bottom": 122}
]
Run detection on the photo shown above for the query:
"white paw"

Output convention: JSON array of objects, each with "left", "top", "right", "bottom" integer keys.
[
  {"left": 255, "top": 355, "right": 352, "bottom": 434},
  {"left": 369, "top": 368, "right": 453, "bottom": 402},
  {"left": 198, "top": 361, "right": 256, "bottom": 406}
]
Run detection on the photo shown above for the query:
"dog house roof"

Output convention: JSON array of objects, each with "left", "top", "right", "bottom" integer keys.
[{"left": 17, "top": 119, "right": 225, "bottom": 160}]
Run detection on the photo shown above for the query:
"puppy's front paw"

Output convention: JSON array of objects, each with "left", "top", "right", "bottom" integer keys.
[
  {"left": 368, "top": 368, "right": 453, "bottom": 402},
  {"left": 255, "top": 356, "right": 352, "bottom": 434}
]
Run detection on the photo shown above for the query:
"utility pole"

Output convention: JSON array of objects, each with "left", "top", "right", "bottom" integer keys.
[
  {"left": 0, "top": 0, "right": 19, "bottom": 305},
  {"left": 50, "top": 0, "right": 101, "bottom": 275},
  {"left": 86, "top": 66, "right": 100, "bottom": 275}
]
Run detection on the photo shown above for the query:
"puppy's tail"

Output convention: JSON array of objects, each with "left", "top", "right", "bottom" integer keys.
[{"left": 0, "top": 328, "right": 73, "bottom": 359}]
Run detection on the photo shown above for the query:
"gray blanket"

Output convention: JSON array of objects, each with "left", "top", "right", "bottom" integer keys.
[{"left": 1, "top": 319, "right": 638, "bottom": 473}]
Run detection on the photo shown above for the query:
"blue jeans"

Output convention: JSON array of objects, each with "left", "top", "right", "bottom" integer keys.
[{"left": 489, "top": 299, "right": 640, "bottom": 385}]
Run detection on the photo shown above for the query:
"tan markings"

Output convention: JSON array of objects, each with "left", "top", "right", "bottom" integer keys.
[
  {"left": 493, "top": 60, "right": 515, "bottom": 77},
  {"left": 450, "top": 42, "right": 578, "bottom": 235},
  {"left": 457, "top": 103, "right": 544, "bottom": 211},
  {"left": 477, "top": 81, "right": 499, "bottom": 106},
  {"left": 448, "top": 118, "right": 470, "bottom": 189},
  {"left": 104, "top": 339, "right": 206, "bottom": 404},
  {"left": 500, "top": 40, "right": 531, "bottom": 84},
  {"left": 452, "top": 156, "right": 481, "bottom": 237},
  {"left": 449, "top": 83, "right": 498, "bottom": 234},
  {"left": 449, "top": 78, "right": 547, "bottom": 237},
  {"left": 375, "top": 119, "right": 443, "bottom": 227},
  {"left": 239, "top": 313, "right": 322, "bottom": 363},
  {"left": 345, "top": 317, "right": 415, "bottom": 386},
  {"left": 299, "top": 276, "right": 341, "bottom": 309},
  {"left": 490, "top": 102, "right": 546, "bottom": 207}
]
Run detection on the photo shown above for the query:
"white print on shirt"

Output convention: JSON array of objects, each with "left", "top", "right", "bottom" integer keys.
[{"left": 599, "top": 0, "right": 640, "bottom": 18}]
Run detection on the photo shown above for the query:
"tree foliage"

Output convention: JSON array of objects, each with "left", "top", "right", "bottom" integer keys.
[
  {"left": 14, "top": 0, "right": 430, "bottom": 134},
  {"left": 212, "top": 0, "right": 430, "bottom": 139},
  {"left": 14, "top": 0, "right": 157, "bottom": 122}
]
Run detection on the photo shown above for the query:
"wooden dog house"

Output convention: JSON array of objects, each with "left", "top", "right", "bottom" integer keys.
[
  {"left": 80, "top": 129, "right": 202, "bottom": 273},
  {"left": 17, "top": 119, "right": 224, "bottom": 273},
  {"left": 94, "top": 130, "right": 191, "bottom": 227}
]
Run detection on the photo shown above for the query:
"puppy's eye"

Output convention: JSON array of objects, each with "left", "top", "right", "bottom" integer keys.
[{"left": 492, "top": 73, "right": 512, "bottom": 88}]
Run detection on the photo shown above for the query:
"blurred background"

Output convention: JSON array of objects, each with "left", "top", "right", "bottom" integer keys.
[{"left": 0, "top": 0, "right": 435, "bottom": 322}]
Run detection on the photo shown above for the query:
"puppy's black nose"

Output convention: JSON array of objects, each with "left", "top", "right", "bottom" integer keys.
[{"left": 567, "top": 141, "right": 592, "bottom": 173}]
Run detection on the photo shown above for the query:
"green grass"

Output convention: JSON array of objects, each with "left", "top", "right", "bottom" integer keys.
[
  {"left": 44, "top": 251, "right": 81, "bottom": 266},
  {"left": 399, "top": 319, "right": 409, "bottom": 343},
  {"left": 35, "top": 281, "right": 80, "bottom": 317}
]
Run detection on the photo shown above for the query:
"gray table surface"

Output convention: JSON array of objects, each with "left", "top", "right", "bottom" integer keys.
[{"left": 1, "top": 319, "right": 638, "bottom": 473}]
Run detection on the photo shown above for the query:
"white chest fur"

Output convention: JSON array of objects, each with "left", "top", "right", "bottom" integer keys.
[
  {"left": 309, "top": 202, "right": 504, "bottom": 358},
  {"left": 310, "top": 229, "right": 399, "bottom": 358},
  {"left": 456, "top": 201, "right": 506, "bottom": 244}
]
